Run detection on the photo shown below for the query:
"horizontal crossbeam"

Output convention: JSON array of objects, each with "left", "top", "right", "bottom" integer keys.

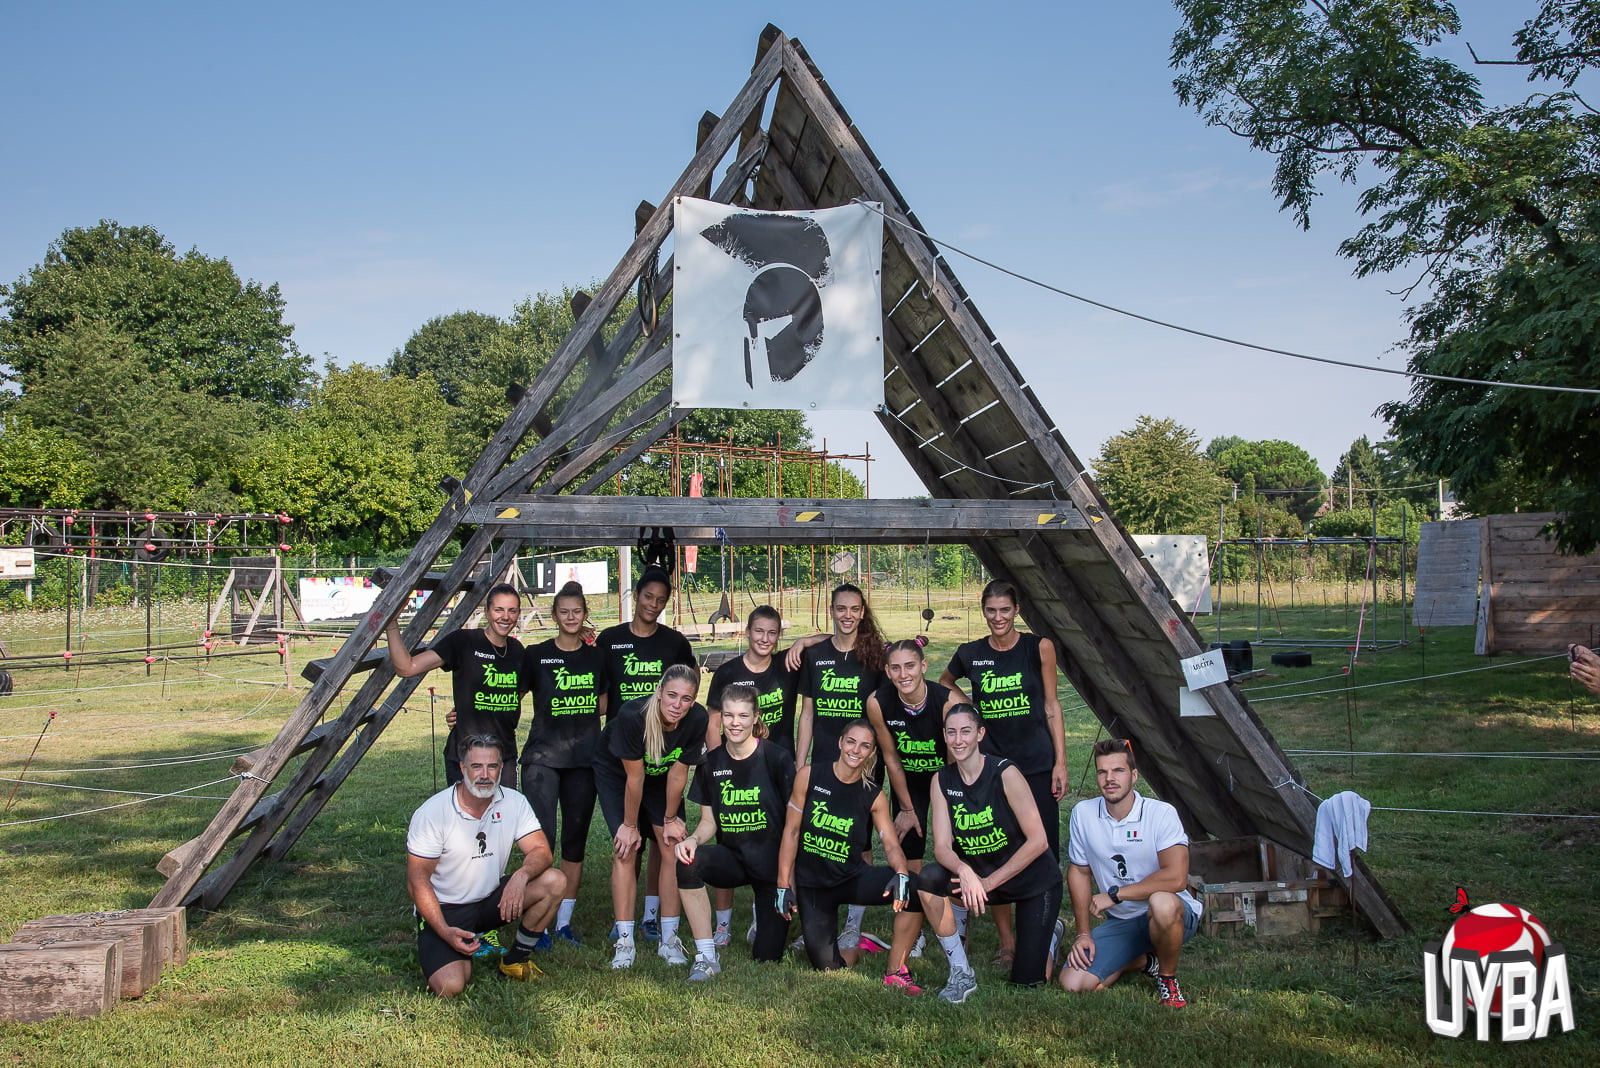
[{"left": 465, "top": 496, "right": 1094, "bottom": 545}]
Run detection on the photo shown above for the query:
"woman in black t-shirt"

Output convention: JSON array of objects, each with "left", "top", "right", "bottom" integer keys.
[
  {"left": 595, "top": 566, "right": 696, "bottom": 942},
  {"left": 707, "top": 604, "right": 812, "bottom": 755},
  {"left": 938, "top": 578, "right": 1068, "bottom": 966},
  {"left": 592, "top": 663, "right": 707, "bottom": 970},
  {"left": 674, "top": 683, "right": 797, "bottom": 979},
  {"left": 917, "top": 705, "right": 1063, "bottom": 1000},
  {"left": 790, "top": 582, "right": 886, "bottom": 767},
  {"left": 775, "top": 720, "right": 932, "bottom": 994},
  {"left": 518, "top": 580, "right": 606, "bottom": 947},
  {"left": 387, "top": 582, "right": 524, "bottom": 787}
]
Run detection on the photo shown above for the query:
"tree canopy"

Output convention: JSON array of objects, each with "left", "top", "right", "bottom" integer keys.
[
  {"left": 1213, "top": 438, "right": 1326, "bottom": 520},
  {"left": 1172, "top": 0, "right": 1600, "bottom": 550},
  {"left": 1, "top": 221, "right": 311, "bottom": 406},
  {"left": 1093, "top": 415, "right": 1227, "bottom": 533}
]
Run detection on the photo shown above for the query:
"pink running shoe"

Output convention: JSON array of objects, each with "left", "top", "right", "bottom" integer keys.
[
  {"left": 883, "top": 966, "right": 923, "bottom": 996},
  {"left": 856, "top": 932, "right": 891, "bottom": 954}
]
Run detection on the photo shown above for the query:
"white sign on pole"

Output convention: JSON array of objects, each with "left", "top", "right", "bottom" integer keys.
[
  {"left": 672, "top": 196, "right": 883, "bottom": 412},
  {"left": 543, "top": 560, "right": 609, "bottom": 597},
  {"left": 0, "top": 547, "right": 36, "bottom": 579},
  {"left": 1132, "top": 534, "right": 1212, "bottom": 613},
  {"left": 1179, "top": 649, "right": 1229, "bottom": 690}
]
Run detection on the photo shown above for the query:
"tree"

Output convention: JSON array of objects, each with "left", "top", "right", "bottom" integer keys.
[
  {"left": 1, "top": 221, "right": 311, "bottom": 406},
  {"left": 0, "top": 412, "right": 94, "bottom": 508},
  {"left": 1093, "top": 416, "right": 1227, "bottom": 533},
  {"left": 1204, "top": 434, "right": 1247, "bottom": 462},
  {"left": 237, "top": 365, "right": 454, "bottom": 554},
  {"left": 1213, "top": 438, "right": 1326, "bottom": 520},
  {"left": 1171, "top": 1, "right": 1600, "bottom": 549},
  {"left": 13, "top": 321, "right": 259, "bottom": 510},
  {"left": 389, "top": 311, "right": 511, "bottom": 406}
]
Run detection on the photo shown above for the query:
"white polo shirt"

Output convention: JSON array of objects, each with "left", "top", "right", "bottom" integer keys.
[
  {"left": 1068, "top": 790, "right": 1201, "bottom": 920},
  {"left": 406, "top": 784, "right": 541, "bottom": 905}
]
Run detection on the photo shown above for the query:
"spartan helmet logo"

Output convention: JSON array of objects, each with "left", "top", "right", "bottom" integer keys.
[
  {"left": 698, "top": 213, "right": 832, "bottom": 387},
  {"left": 1111, "top": 853, "right": 1128, "bottom": 879},
  {"left": 475, "top": 831, "right": 487, "bottom": 856}
]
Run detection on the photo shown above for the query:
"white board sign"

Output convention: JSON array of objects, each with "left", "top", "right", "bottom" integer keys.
[
  {"left": 1178, "top": 686, "right": 1216, "bottom": 717},
  {"left": 540, "top": 560, "right": 609, "bottom": 597},
  {"left": 1133, "top": 534, "right": 1211, "bottom": 613},
  {"left": 0, "top": 546, "right": 36, "bottom": 579},
  {"left": 297, "top": 576, "right": 425, "bottom": 621},
  {"left": 1179, "top": 649, "right": 1229, "bottom": 691}
]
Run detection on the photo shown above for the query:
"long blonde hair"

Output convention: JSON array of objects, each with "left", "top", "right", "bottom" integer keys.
[{"left": 643, "top": 663, "right": 701, "bottom": 763}]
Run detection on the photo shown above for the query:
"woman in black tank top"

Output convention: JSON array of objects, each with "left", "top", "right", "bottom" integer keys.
[
  {"left": 775, "top": 720, "right": 933, "bottom": 993},
  {"left": 865, "top": 638, "right": 968, "bottom": 867},
  {"left": 917, "top": 705, "right": 1063, "bottom": 996}
]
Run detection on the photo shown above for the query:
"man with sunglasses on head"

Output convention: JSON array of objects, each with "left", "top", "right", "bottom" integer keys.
[{"left": 1058, "top": 738, "right": 1201, "bottom": 1008}]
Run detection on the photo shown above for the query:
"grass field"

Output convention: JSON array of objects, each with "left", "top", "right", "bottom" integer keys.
[{"left": 0, "top": 588, "right": 1596, "bottom": 1066}]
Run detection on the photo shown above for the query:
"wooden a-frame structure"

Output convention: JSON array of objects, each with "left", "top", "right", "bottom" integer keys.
[{"left": 152, "top": 26, "right": 1405, "bottom": 937}]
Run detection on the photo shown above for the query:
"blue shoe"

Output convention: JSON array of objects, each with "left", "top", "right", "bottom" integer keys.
[
  {"left": 641, "top": 918, "right": 661, "bottom": 943},
  {"left": 554, "top": 924, "right": 583, "bottom": 947},
  {"left": 531, "top": 930, "right": 554, "bottom": 953},
  {"left": 471, "top": 929, "right": 506, "bottom": 960}
]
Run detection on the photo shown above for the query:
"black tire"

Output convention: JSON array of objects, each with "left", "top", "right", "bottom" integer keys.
[{"left": 1270, "top": 651, "right": 1313, "bottom": 669}]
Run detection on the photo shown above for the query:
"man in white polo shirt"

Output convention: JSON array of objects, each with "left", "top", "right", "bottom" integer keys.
[
  {"left": 407, "top": 734, "right": 567, "bottom": 996},
  {"left": 1058, "top": 738, "right": 1201, "bottom": 1008}
]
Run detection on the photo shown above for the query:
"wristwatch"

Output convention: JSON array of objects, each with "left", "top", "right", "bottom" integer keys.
[{"left": 1108, "top": 886, "right": 1122, "bottom": 905}]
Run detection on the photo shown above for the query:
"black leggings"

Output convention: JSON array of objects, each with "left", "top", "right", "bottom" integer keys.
[
  {"left": 795, "top": 866, "right": 922, "bottom": 971},
  {"left": 1023, "top": 770, "right": 1061, "bottom": 859},
  {"left": 897, "top": 771, "right": 934, "bottom": 861},
  {"left": 520, "top": 763, "right": 597, "bottom": 864},
  {"left": 675, "top": 843, "right": 789, "bottom": 962},
  {"left": 916, "top": 862, "right": 1063, "bottom": 986}
]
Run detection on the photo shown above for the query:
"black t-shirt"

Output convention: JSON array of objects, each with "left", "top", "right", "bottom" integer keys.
[
  {"left": 936, "top": 756, "right": 1060, "bottom": 897},
  {"left": 795, "top": 758, "right": 879, "bottom": 889},
  {"left": 707, "top": 654, "right": 799, "bottom": 753},
  {"left": 519, "top": 638, "right": 606, "bottom": 768},
  {"left": 599, "top": 698, "right": 710, "bottom": 777},
  {"left": 689, "top": 739, "right": 796, "bottom": 882},
  {"left": 945, "top": 633, "right": 1053, "bottom": 774},
  {"left": 798, "top": 640, "right": 883, "bottom": 765},
  {"left": 432, "top": 628, "right": 524, "bottom": 759},
  {"left": 596, "top": 622, "right": 697, "bottom": 716},
  {"left": 875, "top": 679, "right": 952, "bottom": 776}
]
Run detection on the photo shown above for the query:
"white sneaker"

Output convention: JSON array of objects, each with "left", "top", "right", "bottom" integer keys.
[
  {"left": 658, "top": 935, "right": 690, "bottom": 966},
  {"left": 611, "top": 936, "right": 636, "bottom": 970},
  {"left": 714, "top": 921, "right": 731, "bottom": 948},
  {"left": 909, "top": 931, "right": 926, "bottom": 959},
  {"left": 745, "top": 921, "right": 758, "bottom": 947}
]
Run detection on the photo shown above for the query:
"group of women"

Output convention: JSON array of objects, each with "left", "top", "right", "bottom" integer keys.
[{"left": 392, "top": 566, "right": 1071, "bottom": 1002}]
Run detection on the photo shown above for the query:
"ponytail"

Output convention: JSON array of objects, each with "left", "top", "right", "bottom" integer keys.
[{"left": 832, "top": 582, "right": 885, "bottom": 673}]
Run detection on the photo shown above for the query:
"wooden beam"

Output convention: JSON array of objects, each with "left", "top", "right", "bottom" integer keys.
[{"left": 468, "top": 496, "right": 1093, "bottom": 533}]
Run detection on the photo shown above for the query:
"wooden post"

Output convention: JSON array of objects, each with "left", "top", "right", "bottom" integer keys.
[{"left": 0, "top": 941, "right": 121, "bottom": 1021}]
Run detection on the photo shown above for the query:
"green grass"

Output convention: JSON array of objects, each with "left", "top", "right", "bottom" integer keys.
[{"left": 0, "top": 592, "right": 1596, "bottom": 1066}]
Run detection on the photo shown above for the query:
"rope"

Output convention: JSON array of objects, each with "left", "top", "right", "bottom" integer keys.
[
  {"left": 880, "top": 405, "right": 1085, "bottom": 496},
  {"left": 0, "top": 775, "right": 233, "bottom": 800},
  {"left": 1271, "top": 778, "right": 1599, "bottom": 820},
  {"left": 1286, "top": 748, "right": 1600, "bottom": 761},
  {"left": 853, "top": 199, "right": 1600, "bottom": 398},
  {"left": 1248, "top": 653, "right": 1568, "bottom": 703},
  {"left": 0, "top": 775, "right": 239, "bottom": 828},
  {"left": 10, "top": 745, "right": 258, "bottom": 775}
]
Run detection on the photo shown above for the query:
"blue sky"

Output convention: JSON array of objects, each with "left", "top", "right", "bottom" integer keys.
[{"left": 1, "top": 2, "right": 1545, "bottom": 497}]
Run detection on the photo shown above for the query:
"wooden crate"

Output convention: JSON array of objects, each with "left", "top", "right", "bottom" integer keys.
[
  {"left": 23, "top": 907, "right": 187, "bottom": 967},
  {"left": 1189, "top": 836, "right": 1348, "bottom": 939},
  {"left": 0, "top": 940, "right": 121, "bottom": 1022},
  {"left": 12, "top": 921, "right": 160, "bottom": 998}
]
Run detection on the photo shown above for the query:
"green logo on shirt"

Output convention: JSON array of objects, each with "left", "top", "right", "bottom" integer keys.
[
  {"left": 483, "top": 666, "right": 518, "bottom": 690},
  {"left": 554, "top": 668, "right": 595, "bottom": 691},
  {"left": 975, "top": 669, "right": 1030, "bottom": 718},
  {"left": 624, "top": 653, "right": 665, "bottom": 676},
  {"left": 819, "top": 668, "right": 857, "bottom": 694},
  {"left": 643, "top": 745, "right": 683, "bottom": 776},
  {"left": 950, "top": 802, "right": 1008, "bottom": 854}
]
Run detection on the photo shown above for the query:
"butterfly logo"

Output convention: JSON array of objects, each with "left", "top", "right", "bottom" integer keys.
[{"left": 1447, "top": 886, "right": 1469, "bottom": 915}]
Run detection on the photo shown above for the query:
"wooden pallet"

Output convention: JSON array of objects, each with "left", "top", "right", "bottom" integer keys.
[{"left": 1189, "top": 836, "right": 1349, "bottom": 938}]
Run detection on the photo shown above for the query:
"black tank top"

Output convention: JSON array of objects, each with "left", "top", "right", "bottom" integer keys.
[
  {"left": 795, "top": 758, "right": 878, "bottom": 888},
  {"left": 946, "top": 633, "right": 1053, "bottom": 774},
  {"left": 692, "top": 739, "right": 795, "bottom": 882},
  {"left": 875, "top": 679, "right": 951, "bottom": 776},
  {"left": 936, "top": 756, "right": 1060, "bottom": 897}
]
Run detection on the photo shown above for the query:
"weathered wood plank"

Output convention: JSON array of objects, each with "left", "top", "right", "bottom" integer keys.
[
  {"left": 13, "top": 922, "right": 159, "bottom": 999},
  {"left": 0, "top": 941, "right": 120, "bottom": 1021}
]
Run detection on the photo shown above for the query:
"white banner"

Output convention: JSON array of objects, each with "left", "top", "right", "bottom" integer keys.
[
  {"left": 298, "top": 576, "right": 424, "bottom": 621},
  {"left": 671, "top": 197, "right": 883, "bottom": 412},
  {"left": 536, "top": 559, "right": 609, "bottom": 597}
]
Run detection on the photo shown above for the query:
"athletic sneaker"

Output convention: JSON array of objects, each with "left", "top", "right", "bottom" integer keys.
[
  {"left": 498, "top": 958, "right": 546, "bottom": 982},
  {"left": 687, "top": 955, "right": 722, "bottom": 982},
  {"left": 938, "top": 966, "right": 978, "bottom": 1004},
  {"left": 658, "top": 934, "right": 690, "bottom": 966},
  {"left": 714, "top": 921, "right": 731, "bottom": 948},
  {"left": 789, "top": 934, "right": 807, "bottom": 955},
  {"left": 883, "top": 966, "right": 923, "bottom": 996},
  {"left": 1049, "top": 917, "right": 1067, "bottom": 969},
  {"left": 641, "top": 918, "right": 661, "bottom": 943},
  {"left": 856, "top": 932, "right": 890, "bottom": 955},
  {"left": 610, "top": 936, "right": 636, "bottom": 970},
  {"left": 839, "top": 918, "right": 862, "bottom": 950},
  {"left": 745, "top": 922, "right": 758, "bottom": 947},
  {"left": 554, "top": 924, "right": 583, "bottom": 947},
  {"left": 909, "top": 931, "right": 926, "bottom": 959},
  {"left": 1143, "top": 954, "right": 1161, "bottom": 981},
  {"left": 530, "top": 930, "right": 554, "bottom": 954},
  {"left": 471, "top": 929, "right": 506, "bottom": 959},
  {"left": 1156, "top": 975, "right": 1188, "bottom": 1008},
  {"left": 991, "top": 946, "right": 1015, "bottom": 970}
]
